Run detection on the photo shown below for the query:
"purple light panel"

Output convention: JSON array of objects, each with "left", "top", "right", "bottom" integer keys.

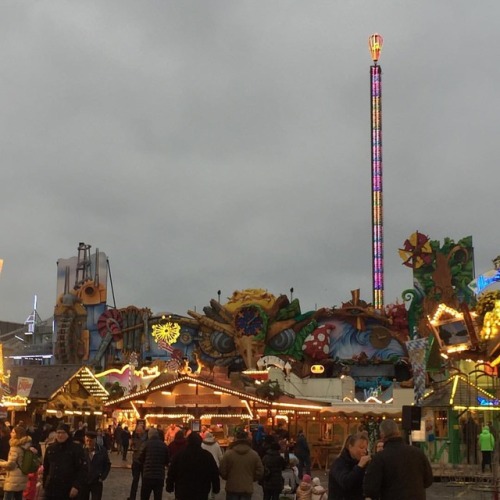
[{"left": 371, "top": 65, "right": 383, "bottom": 309}]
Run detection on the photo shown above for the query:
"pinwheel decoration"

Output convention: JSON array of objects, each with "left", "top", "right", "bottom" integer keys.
[{"left": 399, "top": 231, "right": 433, "bottom": 269}]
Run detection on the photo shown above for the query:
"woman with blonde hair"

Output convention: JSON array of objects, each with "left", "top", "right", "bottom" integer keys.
[{"left": 328, "top": 433, "right": 371, "bottom": 500}]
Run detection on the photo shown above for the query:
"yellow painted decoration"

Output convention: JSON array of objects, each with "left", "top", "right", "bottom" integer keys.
[
  {"left": 152, "top": 316, "right": 181, "bottom": 345},
  {"left": 311, "top": 365, "right": 325, "bottom": 374},
  {"left": 224, "top": 288, "right": 277, "bottom": 313},
  {"left": 482, "top": 300, "right": 500, "bottom": 340}
]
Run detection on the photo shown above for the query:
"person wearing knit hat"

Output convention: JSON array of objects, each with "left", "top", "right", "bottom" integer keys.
[
  {"left": 43, "top": 422, "right": 87, "bottom": 499},
  {"left": 136, "top": 425, "right": 169, "bottom": 499},
  {"left": 296, "top": 473, "right": 313, "bottom": 500},
  {"left": 202, "top": 432, "right": 223, "bottom": 466},
  {"left": 311, "top": 476, "right": 327, "bottom": 500},
  {"left": 56, "top": 422, "right": 70, "bottom": 436}
]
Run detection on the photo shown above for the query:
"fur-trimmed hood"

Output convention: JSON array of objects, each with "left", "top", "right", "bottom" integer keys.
[{"left": 9, "top": 435, "right": 32, "bottom": 448}]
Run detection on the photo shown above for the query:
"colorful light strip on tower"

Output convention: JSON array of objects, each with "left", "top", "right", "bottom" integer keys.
[{"left": 369, "top": 33, "right": 384, "bottom": 309}]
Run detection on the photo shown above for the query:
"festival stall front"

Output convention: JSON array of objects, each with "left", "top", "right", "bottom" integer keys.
[
  {"left": 104, "top": 372, "right": 327, "bottom": 445},
  {"left": 9, "top": 365, "right": 109, "bottom": 428},
  {"left": 421, "top": 373, "right": 500, "bottom": 465}
]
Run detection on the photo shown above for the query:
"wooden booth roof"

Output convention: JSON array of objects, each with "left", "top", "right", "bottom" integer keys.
[
  {"left": 9, "top": 365, "right": 109, "bottom": 401},
  {"left": 105, "top": 373, "right": 327, "bottom": 411}
]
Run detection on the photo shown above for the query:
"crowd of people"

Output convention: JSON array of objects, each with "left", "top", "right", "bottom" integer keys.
[{"left": 0, "top": 416, "right": 444, "bottom": 499}]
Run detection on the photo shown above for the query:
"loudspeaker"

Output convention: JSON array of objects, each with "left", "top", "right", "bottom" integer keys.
[{"left": 402, "top": 405, "right": 421, "bottom": 431}]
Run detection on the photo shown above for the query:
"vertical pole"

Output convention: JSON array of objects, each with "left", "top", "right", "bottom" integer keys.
[{"left": 370, "top": 63, "right": 384, "bottom": 310}]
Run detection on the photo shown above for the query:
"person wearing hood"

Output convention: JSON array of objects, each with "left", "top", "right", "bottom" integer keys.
[
  {"left": 42, "top": 423, "right": 88, "bottom": 500},
  {"left": 167, "top": 429, "right": 187, "bottom": 461},
  {"left": 219, "top": 430, "right": 264, "bottom": 500},
  {"left": 0, "top": 425, "right": 36, "bottom": 500},
  {"left": 201, "top": 432, "right": 223, "bottom": 500},
  {"left": 479, "top": 424, "right": 495, "bottom": 473},
  {"left": 329, "top": 433, "right": 370, "bottom": 500},
  {"left": 166, "top": 432, "right": 220, "bottom": 500},
  {"left": 260, "top": 441, "right": 286, "bottom": 500},
  {"left": 311, "top": 476, "right": 327, "bottom": 500},
  {"left": 201, "top": 432, "right": 223, "bottom": 467}
]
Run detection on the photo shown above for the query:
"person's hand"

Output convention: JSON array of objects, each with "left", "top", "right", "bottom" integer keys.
[
  {"left": 69, "top": 487, "right": 79, "bottom": 498},
  {"left": 358, "top": 454, "right": 371, "bottom": 468},
  {"left": 30, "top": 447, "right": 38, "bottom": 454}
]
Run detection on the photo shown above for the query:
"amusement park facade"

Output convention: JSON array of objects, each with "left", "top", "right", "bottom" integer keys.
[{"left": 1, "top": 237, "right": 500, "bottom": 468}]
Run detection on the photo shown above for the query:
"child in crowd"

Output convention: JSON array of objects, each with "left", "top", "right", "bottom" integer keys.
[
  {"left": 33, "top": 464, "right": 44, "bottom": 500},
  {"left": 311, "top": 476, "right": 327, "bottom": 500},
  {"left": 296, "top": 473, "right": 313, "bottom": 500},
  {"left": 282, "top": 458, "right": 300, "bottom": 494}
]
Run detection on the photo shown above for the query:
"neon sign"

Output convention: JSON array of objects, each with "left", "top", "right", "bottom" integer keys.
[
  {"left": 477, "top": 396, "right": 500, "bottom": 407},
  {"left": 469, "top": 269, "right": 500, "bottom": 295}
]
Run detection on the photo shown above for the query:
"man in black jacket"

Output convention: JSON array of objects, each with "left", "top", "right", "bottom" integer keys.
[
  {"left": 137, "top": 428, "right": 169, "bottom": 500},
  {"left": 43, "top": 422, "right": 88, "bottom": 499},
  {"left": 166, "top": 432, "right": 220, "bottom": 500},
  {"left": 363, "top": 419, "right": 433, "bottom": 500},
  {"left": 80, "top": 430, "right": 111, "bottom": 500}
]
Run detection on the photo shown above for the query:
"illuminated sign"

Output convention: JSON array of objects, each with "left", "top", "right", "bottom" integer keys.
[
  {"left": 310, "top": 365, "right": 325, "bottom": 374},
  {"left": 152, "top": 316, "right": 181, "bottom": 345},
  {"left": 175, "top": 394, "right": 222, "bottom": 405},
  {"left": 478, "top": 396, "right": 500, "bottom": 407},
  {"left": 469, "top": 269, "right": 500, "bottom": 295}
]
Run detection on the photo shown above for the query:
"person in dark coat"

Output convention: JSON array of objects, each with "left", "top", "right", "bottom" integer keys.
[
  {"left": 128, "top": 423, "right": 147, "bottom": 500},
  {"left": 167, "top": 430, "right": 187, "bottom": 461},
  {"left": 166, "top": 432, "right": 219, "bottom": 500},
  {"left": 294, "top": 430, "right": 311, "bottom": 479},
  {"left": 80, "top": 430, "right": 111, "bottom": 500},
  {"left": 72, "top": 422, "right": 86, "bottom": 446},
  {"left": 363, "top": 419, "right": 433, "bottom": 500},
  {"left": 42, "top": 422, "right": 88, "bottom": 500},
  {"left": 0, "top": 426, "right": 10, "bottom": 460},
  {"left": 121, "top": 426, "right": 131, "bottom": 461},
  {"left": 114, "top": 424, "right": 123, "bottom": 454},
  {"left": 329, "top": 432, "right": 371, "bottom": 500},
  {"left": 261, "top": 441, "right": 286, "bottom": 500},
  {"left": 137, "top": 428, "right": 169, "bottom": 500}
]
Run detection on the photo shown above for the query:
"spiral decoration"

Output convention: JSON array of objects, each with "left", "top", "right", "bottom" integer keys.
[
  {"left": 210, "top": 331, "right": 236, "bottom": 354},
  {"left": 97, "top": 308, "right": 123, "bottom": 341},
  {"left": 268, "top": 328, "right": 296, "bottom": 352}
]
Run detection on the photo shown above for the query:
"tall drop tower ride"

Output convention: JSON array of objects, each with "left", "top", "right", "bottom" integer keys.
[{"left": 369, "top": 33, "right": 384, "bottom": 310}]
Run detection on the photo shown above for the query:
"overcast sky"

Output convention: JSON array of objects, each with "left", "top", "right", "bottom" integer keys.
[{"left": 0, "top": 1, "right": 499, "bottom": 323}]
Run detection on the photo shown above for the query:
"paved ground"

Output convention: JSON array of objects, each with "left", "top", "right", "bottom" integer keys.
[{"left": 104, "top": 452, "right": 500, "bottom": 499}]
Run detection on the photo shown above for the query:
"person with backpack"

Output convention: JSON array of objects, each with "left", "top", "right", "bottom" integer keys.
[{"left": 0, "top": 425, "right": 38, "bottom": 500}]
